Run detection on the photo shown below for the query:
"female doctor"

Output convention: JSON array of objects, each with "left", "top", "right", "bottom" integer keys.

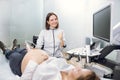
[{"left": 36, "top": 12, "right": 66, "bottom": 58}]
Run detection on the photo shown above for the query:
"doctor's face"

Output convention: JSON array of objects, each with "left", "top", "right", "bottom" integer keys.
[{"left": 47, "top": 14, "right": 58, "bottom": 29}]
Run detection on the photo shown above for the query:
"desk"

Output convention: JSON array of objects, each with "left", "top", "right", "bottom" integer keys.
[{"left": 67, "top": 47, "right": 101, "bottom": 63}]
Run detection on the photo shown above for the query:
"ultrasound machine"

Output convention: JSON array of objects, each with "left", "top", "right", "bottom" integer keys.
[
  {"left": 89, "top": 22, "right": 120, "bottom": 80},
  {"left": 87, "top": 4, "right": 120, "bottom": 80}
]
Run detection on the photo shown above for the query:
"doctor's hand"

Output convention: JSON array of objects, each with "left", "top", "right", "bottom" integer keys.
[
  {"left": 58, "top": 32, "right": 65, "bottom": 47},
  {"left": 58, "top": 32, "right": 63, "bottom": 41}
]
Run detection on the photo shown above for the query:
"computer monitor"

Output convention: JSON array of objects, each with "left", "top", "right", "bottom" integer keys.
[{"left": 93, "top": 5, "right": 111, "bottom": 42}]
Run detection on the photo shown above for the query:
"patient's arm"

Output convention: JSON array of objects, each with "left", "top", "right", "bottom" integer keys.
[{"left": 21, "top": 49, "right": 49, "bottom": 74}]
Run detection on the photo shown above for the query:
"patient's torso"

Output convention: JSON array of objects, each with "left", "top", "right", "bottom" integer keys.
[
  {"left": 32, "top": 57, "right": 74, "bottom": 80},
  {"left": 33, "top": 63, "right": 61, "bottom": 80}
]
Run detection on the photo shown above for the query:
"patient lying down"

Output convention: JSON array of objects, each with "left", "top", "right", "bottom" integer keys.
[
  {"left": 20, "top": 48, "right": 100, "bottom": 80},
  {"left": 0, "top": 40, "right": 99, "bottom": 80}
]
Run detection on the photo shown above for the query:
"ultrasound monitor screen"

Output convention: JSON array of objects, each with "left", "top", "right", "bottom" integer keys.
[{"left": 93, "top": 5, "right": 111, "bottom": 42}]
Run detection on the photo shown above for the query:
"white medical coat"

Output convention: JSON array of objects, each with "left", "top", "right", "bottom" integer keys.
[{"left": 36, "top": 29, "right": 66, "bottom": 57}]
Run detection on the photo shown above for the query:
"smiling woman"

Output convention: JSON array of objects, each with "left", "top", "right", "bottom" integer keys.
[{"left": 36, "top": 12, "right": 66, "bottom": 58}]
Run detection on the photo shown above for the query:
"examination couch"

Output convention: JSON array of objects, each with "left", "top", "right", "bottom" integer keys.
[{"left": 91, "top": 45, "right": 120, "bottom": 80}]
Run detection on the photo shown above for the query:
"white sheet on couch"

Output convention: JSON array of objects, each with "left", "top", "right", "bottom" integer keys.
[{"left": 0, "top": 51, "right": 18, "bottom": 80}]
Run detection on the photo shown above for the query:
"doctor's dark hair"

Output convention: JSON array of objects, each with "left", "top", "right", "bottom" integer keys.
[
  {"left": 45, "top": 12, "right": 59, "bottom": 30},
  {"left": 77, "top": 70, "right": 100, "bottom": 80}
]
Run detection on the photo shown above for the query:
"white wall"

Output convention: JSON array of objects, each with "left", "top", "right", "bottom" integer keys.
[
  {"left": 111, "top": 0, "right": 120, "bottom": 26},
  {"left": 0, "top": 0, "right": 120, "bottom": 51},
  {"left": 0, "top": 0, "right": 11, "bottom": 46},
  {"left": 0, "top": 0, "right": 44, "bottom": 47},
  {"left": 44, "top": 0, "right": 116, "bottom": 50},
  {"left": 10, "top": 0, "right": 44, "bottom": 46}
]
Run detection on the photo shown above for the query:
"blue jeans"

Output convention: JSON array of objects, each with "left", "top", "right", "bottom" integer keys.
[{"left": 5, "top": 48, "right": 27, "bottom": 76}]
